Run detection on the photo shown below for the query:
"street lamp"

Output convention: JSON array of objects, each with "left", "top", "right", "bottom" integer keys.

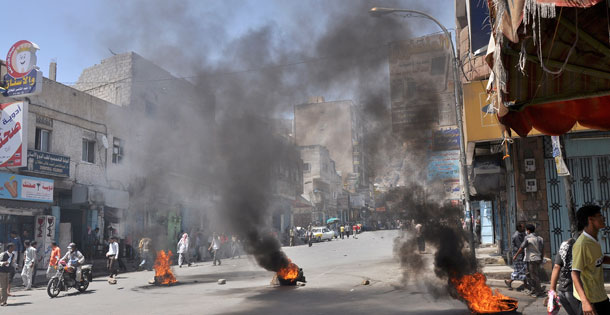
[{"left": 369, "top": 7, "right": 475, "bottom": 260}]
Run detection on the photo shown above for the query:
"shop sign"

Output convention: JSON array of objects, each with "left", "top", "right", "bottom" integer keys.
[
  {"left": 26, "top": 150, "right": 70, "bottom": 177},
  {"left": 0, "top": 101, "right": 28, "bottom": 167},
  {"left": 0, "top": 172, "right": 53, "bottom": 202},
  {"left": 427, "top": 150, "right": 460, "bottom": 180},
  {"left": 3, "top": 40, "right": 43, "bottom": 97}
]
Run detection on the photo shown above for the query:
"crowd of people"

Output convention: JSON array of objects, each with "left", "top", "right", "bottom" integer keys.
[{"left": 504, "top": 205, "right": 610, "bottom": 315}]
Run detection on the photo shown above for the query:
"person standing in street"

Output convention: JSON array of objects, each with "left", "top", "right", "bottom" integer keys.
[
  {"left": 138, "top": 237, "right": 153, "bottom": 271},
  {"left": 106, "top": 236, "right": 119, "bottom": 282},
  {"left": 549, "top": 235, "right": 581, "bottom": 315},
  {"left": 571, "top": 205, "right": 610, "bottom": 315},
  {"left": 289, "top": 227, "right": 295, "bottom": 247},
  {"left": 505, "top": 223, "right": 527, "bottom": 290},
  {"left": 20, "top": 240, "right": 36, "bottom": 290},
  {"left": 208, "top": 233, "right": 221, "bottom": 266},
  {"left": 9, "top": 232, "right": 21, "bottom": 266},
  {"left": 415, "top": 223, "right": 425, "bottom": 254},
  {"left": 0, "top": 243, "right": 16, "bottom": 306},
  {"left": 177, "top": 233, "right": 191, "bottom": 267},
  {"left": 340, "top": 225, "right": 345, "bottom": 239},
  {"left": 46, "top": 242, "right": 61, "bottom": 279},
  {"left": 352, "top": 224, "right": 358, "bottom": 239},
  {"left": 513, "top": 224, "right": 545, "bottom": 297}
]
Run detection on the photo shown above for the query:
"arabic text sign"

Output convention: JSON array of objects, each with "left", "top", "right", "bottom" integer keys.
[
  {"left": 0, "top": 172, "right": 53, "bottom": 202},
  {"left": 26, "top": 150, "right": 70, "bottom": 177},
  {"left": 0, "top": 101, "right": 28, "bottom": 167},
  {"left": 427, "top": 150, "right": 460, "bottom": 181},
  {"left": 4, "top": 40, "right": 42, "bottom": 98}
]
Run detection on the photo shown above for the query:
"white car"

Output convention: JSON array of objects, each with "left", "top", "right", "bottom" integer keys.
[{"left": 311, "top": 226, "right": 334, "bottom": 242}]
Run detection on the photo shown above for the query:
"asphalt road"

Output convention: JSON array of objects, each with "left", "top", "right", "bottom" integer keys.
[{"left": 5, "top": 230, "right": 480, "bottom": 315}]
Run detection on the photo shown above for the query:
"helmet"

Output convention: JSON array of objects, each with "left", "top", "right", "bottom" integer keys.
[{"left": 67, "top": 242, "right": 76, "bottom": 250}]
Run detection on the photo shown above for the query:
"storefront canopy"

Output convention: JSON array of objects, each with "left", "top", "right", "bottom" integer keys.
[{"left": 487, "top": 0, "right": 610, "bottom": 136}]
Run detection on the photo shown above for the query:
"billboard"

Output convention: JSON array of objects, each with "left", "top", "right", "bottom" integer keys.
[
  {"left": 389, "top": 34, "right": 456, "bottom": 132},
  {"left": 0, "top": 172, "right": 53, "bottom": 202},
  {"left": 0, "top": 101, "right": 28, "bottom": 167},
  {"left": 25, "top": 150, "right": 70, "bottom": 177},
  {"left": 4, "top": 40, "right": 43, "bottom": 98}
]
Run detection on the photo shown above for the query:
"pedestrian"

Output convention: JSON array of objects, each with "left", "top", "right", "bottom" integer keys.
[
  {"left": 46, "top": 242, "right": 61, "bottom": 279},
  {"left": 352, "top": 224, "right": 358, "bottom": 239},
  {"left": 289, "top": 227, "right": 295, "bottom": 247},
  {"left": 30, "top": 241, "right": 39, "bottom": 287},
  {"left": 505, "top": 223, "right": 527, "bottom": 291},
  {"left": 571, "top": 205, "right": 610, "bottom": 315},
  {"left": 177, "top": 233, "right": 191, "bottom": 267},
  {"left": 340, "top": 225, "right": 345, "bottom": 239},
  {"left": 415, "top": 223, "right": 425, "bottom": 254},
  {"left": 230, "top": 235, "right": 240, "bottom": 259},
  {"left": 20, "top": 240, "right": 36, "bottom": 290},
  {"left": 106, "top": 236, "right": 119, "bottom": 282},
  {"left": 513, "top": 224, "right": 545, "bottom": 297},
  {"left": 345, "top": 224, "right": 350, "bottom": 239},
  {"left": 138, "top": 237, "right": 152, "bottom": 271},
  {"left": 9, "top": 232, "right": 21, "bottom": 266},
  {"left": 0, "top": 243, "right": 16, "bottom": 306},
  {"left": 549, "top": 235, "right": 581, "bottom": 315},
  {"left": 208, "top": 233, "right": 221, "bottom": 266}
]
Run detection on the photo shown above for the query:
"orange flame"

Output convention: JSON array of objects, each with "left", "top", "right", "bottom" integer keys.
[
  {"left": 451, "top": 273, "right": 518, "bottom": 314},
  {"left": 154, "top": 250, "right": 177, "bottom": 285},
  {"left": 277, "top": 261, "right": 299, "bottom": 281}
]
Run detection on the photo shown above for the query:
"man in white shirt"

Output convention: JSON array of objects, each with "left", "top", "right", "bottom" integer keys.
[
  {"left": 208, "top": 233, "right": 221, "bottom": 266},
  {"left": 106, "top": 236, "right": 119, "bottom": 280},
  {"left": 20, "top": 240, "right": 36, "bottom": 290}
]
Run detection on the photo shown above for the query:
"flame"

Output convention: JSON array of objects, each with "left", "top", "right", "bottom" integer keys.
[
  {"left": 277, "top": 261, "right": 299, "bottom": 281},
  {"left": 154, "top": 250, "right": 177, "bottom": 285},
  {"left": 451, "top": 273, "right": 518, "bottom": 314}
]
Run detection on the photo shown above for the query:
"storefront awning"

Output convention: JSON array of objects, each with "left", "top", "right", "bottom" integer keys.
[{"left": 487, "top": 1, "right": 610, "bottom": 137}]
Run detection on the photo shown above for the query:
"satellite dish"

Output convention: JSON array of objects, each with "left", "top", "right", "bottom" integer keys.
[{"left": 101, "top": 135, "right": 109, "bottom": 149}]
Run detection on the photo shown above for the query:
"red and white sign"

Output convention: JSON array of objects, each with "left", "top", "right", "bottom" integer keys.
[
  {"left": 6, "top": 40, "right": 39, "bottom": 78},
  {"left": 0, "top": 101, "right": 27, "bottom": 167},
  {"left": 21, "top": 178, "right": 54, "bottom": 201}
]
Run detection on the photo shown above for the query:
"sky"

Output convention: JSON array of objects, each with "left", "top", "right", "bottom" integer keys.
[{"left": 1, "top": 0, "right": 456, "bottom": 86}]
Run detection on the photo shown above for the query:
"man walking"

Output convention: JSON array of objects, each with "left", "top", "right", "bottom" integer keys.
[
  {"left": 549, "top": 235, "right": 581, "bottom": 315},
  {"left": 9, "top": 232, "right": 21, "bottom": 266},
  {"left": 208, "top": 233, "right": 221, "bottom": 266},
  {"left": 20, "top": 240, "right": 36, "bottom": 290},
  {"left": 513, "top": 224, "right": 544, "bottom": 297},
  {"left": 572, "top": 205, "right": 610, "bottom": 314},
  {"left": 47, "top": 242, "right": 61, "bottom": 279},
  {"left": 0, "top": 243, "right": 16, "bottom": 306},
  {"left": 415, "top": 223, "right": 425, "bottom": 254},
  {"left": 505, "top": 223, "right": 527, "bottom": 290},
  {"left": 106, "top": 236, "right": 119, "bottom": 283},
  {"left": 177, "top": 233, "right": 191, "bottom": 267},
  {"left": 340, "top": 225, "right": 344, "bottom": 239}
]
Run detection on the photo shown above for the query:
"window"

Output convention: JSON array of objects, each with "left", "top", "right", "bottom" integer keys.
[
  {"left": 82, "top": 139, "right": 95, "bottom": 163},
  {"left": 35, "top": 128, "right": 50, "bottom": 152},
  {"left": 112, "top": 137, "right": 124, "bottom": 164},
  {"left": 303, "top": 163, "right": 310, "bottom": 172}
]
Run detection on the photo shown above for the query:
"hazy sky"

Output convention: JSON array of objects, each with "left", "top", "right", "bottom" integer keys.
[{"left": 1, "top": 0, "right": 455, "bottom": 85}]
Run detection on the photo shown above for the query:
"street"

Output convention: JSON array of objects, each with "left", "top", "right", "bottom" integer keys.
[{"left": 6, "top": 230, "right": 471, "bottom": 314}]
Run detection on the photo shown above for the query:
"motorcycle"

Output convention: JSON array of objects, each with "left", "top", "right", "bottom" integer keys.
[{"left": 47, "top": 260, "right": 93, "bottom": 298}]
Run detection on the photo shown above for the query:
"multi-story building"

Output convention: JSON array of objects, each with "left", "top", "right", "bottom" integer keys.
[{"left": 299, "top": 145, "right": 346, "bottom": 224}]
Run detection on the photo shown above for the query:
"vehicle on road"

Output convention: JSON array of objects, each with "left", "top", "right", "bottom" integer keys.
[
  {"left": 47, "top": 261, "right": 93, "bottom": 298},
  {"left": 311, "top": 226, "right": 334, "bottom": 242}
]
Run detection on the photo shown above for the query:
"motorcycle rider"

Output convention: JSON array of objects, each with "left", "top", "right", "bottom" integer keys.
[{"left": 59, "top": 243, "right": 85, "bottom": 283}]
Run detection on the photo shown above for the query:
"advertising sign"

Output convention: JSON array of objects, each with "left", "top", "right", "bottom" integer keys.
[
  {"left": 26, "top": 150, "right": 70, "bottom": 177},
  {"left": 35, "top": 215, "right": 56, "bottom": 269},
  {"left": 0, "top": 172, "right": 53, "bottom": 202},
  {"left": 0, "top": 101, "right": 28, "bottom": 167},
  {"left": 427, "top": 150, "right": 460, "bottom": 181},
  {"left": 3, "top": 40, "right": 43, "bottom": 97}
]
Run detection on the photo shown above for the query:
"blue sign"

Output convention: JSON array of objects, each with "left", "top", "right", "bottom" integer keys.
[
  {"left": 427, "top": 150, "right": 460, "bottom": 181},
  {"left": 25, "top": 150, "right": 70, "bottom": 177},
  {"left": 4, "top": 69, "right": 42, "bottom": 97},
  {"left": 0, "top": 172, "right": 53, "bottom": 202}
]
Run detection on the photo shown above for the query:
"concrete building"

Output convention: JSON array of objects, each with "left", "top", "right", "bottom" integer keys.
[
  {"left": 73, "top": 52, "right": 215, "bottom": 249},
  {"left": 299, "top": 145, "right": 346, "bottom": 224},
  {"left": 294, "top": 97, "right": 369, "bottom": 193},
  {"left": 0, "top": 63, "right": 130, "bottom": 263}
]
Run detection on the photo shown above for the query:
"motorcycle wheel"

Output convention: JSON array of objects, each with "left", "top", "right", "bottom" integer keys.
[
  {"left": 47, "top": 278, "right": 61, "bottom": 298},
  {"left": 77, "top": 280, "right": 89, "bottom": 292}
]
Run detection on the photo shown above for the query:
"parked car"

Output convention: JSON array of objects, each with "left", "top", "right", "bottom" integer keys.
[{"left": 311, "top": 226, "right": 334, "bottom": 242}]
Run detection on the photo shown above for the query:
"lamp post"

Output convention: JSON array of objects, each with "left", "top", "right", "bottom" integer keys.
[{"left": 370, "top": 7, "right": 475, "bottom": 261}]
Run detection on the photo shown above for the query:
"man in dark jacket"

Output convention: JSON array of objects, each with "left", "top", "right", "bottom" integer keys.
[{"left": 505, "top": 223, "right": 527, "bottom": 290}]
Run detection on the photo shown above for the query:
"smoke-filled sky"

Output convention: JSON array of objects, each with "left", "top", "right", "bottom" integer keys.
[{"left": 1, "top": 0, "right": 455, "bottom": 90}]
